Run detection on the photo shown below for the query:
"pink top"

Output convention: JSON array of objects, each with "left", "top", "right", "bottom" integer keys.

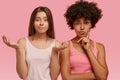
[{"left": 69, "top": 41, "right": 98, "bottom": 73}]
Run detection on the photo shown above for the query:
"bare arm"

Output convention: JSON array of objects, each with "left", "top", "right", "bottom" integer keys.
[
  {"left": 60, "top": 42, "right": 96, "bottom": 80},
  {"left": 78, "top": 36, "right": 109, "bottom": 80},
  {"left": 2, "top": 36, "right": 28, "bottom": 79},
  {"left": 50, "top": 40, "right": 61, "bottom": 80},
  {"left": 16, "top": 38, "right": 28, "bottom": 79},
  {"left": 86, "top": 43, "right": 109, "bottom": 80}
]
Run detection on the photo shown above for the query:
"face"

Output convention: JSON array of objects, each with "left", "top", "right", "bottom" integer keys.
[
  {"left": 73, "top": 18, "right": 92, "bottom": 38},
  {"left": 34, "top": 11, "right": 49, "bottom": 34}
]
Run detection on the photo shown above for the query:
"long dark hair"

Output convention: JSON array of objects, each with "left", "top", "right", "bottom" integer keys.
[{"left": 28, "top": 6, "right": 55, "bottom": 38}]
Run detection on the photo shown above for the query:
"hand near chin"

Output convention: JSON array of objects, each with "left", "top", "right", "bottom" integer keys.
[
  {"left": 77, "top": 34, "right": 91, "bottom": 50},
  {"left": 2, "top": 35, "right": 19, "bottom": 49}
]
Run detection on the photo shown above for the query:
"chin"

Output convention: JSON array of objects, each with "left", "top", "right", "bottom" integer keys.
[
  {"left": 78, "top": 35, "right": 86, "bottom": 37},
  {"left": 38, "top": 30, "right": 47, "bottom": 33}
]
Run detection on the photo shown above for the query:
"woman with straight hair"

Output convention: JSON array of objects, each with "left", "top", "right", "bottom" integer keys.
[{"left": 2, "top": 6, "right": 63, "bottom": 80}]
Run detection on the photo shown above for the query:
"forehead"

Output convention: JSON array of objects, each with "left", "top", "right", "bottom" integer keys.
[{"left": 36, "top": 11, "right": 47, "bottom": 18}]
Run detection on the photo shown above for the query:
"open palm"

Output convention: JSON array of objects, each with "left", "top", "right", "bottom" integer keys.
[{"left": 2, "top": 36, "right": 18, "bottom": 49}]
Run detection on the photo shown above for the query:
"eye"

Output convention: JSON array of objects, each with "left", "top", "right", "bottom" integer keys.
[
  {"left": 84, "top": 21, "right": 89, "bottom": 25},
  {"left": 44, "top": 18, "right": 48, "bottom": 22},
  {"left": 35, "top": 17, "right": 40, "bottom": 21},
  {"left": 74, "top": 22, "right": 80, "bottom": 25},
  {"left": 75, "top": 22, "right": 79, "bottom": 25},
  {"left": 35, "top": 19, "right": 39, "bottom": 21}
]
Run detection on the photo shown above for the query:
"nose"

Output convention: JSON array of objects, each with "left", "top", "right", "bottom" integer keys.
[
  {"left": 40, "top": 20, "right": 44, "bottom": 26},
  {"left": 80, "top": 24, "right": 85, "bottom": 30}
]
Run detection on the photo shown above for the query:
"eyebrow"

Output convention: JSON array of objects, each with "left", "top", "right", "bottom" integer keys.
[{"left": 35, "top": 16, "right": 47, "bottom": 19}]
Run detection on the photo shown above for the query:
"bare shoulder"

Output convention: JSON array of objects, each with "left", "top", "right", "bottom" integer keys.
[
  {"left": 96, "top": 42, "right": 105, "bottom": 49},
  {"left": 96, "top": 42, "right": 106, "bottom": 54},
  {"left": 17, "top": 37, "right": 26, "bottom": 47}
]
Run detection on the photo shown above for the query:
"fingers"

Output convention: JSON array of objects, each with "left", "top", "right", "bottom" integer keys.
[
  {"left": 2, "top": 35, "right": 13, "bottom": 47},
  {"left": 87, "top": 32, "right": 89, "bottom": 38},
  {"left": 77, "top": 37, "right": 84, "bottom": 43},
  {"left": 56, "top": 42, "right": 68, "bottom": 51},
  {"left": 77, "top": 32, "right": 90, "bottom": 43},
  {"left": 2, "top": 35, "right": 9, "bottom": 44},
  {"left": 2, "top": 36, "right": 18, "bottom": 49},
  {"left": 61, "top": 42, "right": 68, "bottom": 48},
  {"left": 2, "top": 35, "right": 6, "bottom": 43}
]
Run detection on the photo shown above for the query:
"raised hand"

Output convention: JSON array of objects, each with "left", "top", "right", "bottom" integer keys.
[
  {"left": 57, "top": 42, "right": 68, "bottom": 50},
  {"left": 2, "top": 35, "right": 19, "bottom": 49},
  {"left": 52, "top": 41, "right": 68, "bottom": 53},
  {"left": 77, "top": 33, "right": 91, "bottom": 50}
]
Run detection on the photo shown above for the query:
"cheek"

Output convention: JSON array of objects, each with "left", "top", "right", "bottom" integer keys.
[
  {"left": 34, "top": 22, "right": 39, "bottom": 26},
  {"left": 74, "top": 26, "right": 79, "bottom": 30},
  {"left": 42, "top": 24, "right": 49, "bottom": 32},
  {"left": 46, "top": 26, "right": 49, "bottom": 30},
  {"left": 86, "top": 28, "right": 91, "bottom": 32},
  {"left": 46, "top": 22, "right": 49, "bottom": 26},
  {"left": 45, "top": 23, "right": 49, "bottom": 28},
  {"left": 74, "top": 28, "right": 79, "bottom": 34}
]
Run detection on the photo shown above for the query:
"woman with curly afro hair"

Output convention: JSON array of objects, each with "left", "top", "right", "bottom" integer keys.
[{"left": 60, "top": 0, "right": 109, "bottom": 80}]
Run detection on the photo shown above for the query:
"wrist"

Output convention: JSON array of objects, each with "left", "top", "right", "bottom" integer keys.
[
  {"left": 52, "top": 51, "right": 59, "bottom": 56},
  {"left": 86, "top": 48, "right": 92, "bottom": 53}
]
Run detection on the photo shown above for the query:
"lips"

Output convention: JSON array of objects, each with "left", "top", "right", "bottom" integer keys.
[
  {"left": 38, "top": 26, "right": 44, "bottom": 30},
  {"left": 79, "top": 31, "right": 85, "bottom": 35}
]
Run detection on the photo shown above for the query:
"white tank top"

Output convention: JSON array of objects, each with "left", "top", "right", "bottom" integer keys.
[{"left": 25, "top": 38, "right": 55, "bottom": 80}]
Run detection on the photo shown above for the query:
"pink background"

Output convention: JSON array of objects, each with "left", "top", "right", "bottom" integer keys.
[{"left": 0, "top": 0, "right": 120, "bottom": 80}]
